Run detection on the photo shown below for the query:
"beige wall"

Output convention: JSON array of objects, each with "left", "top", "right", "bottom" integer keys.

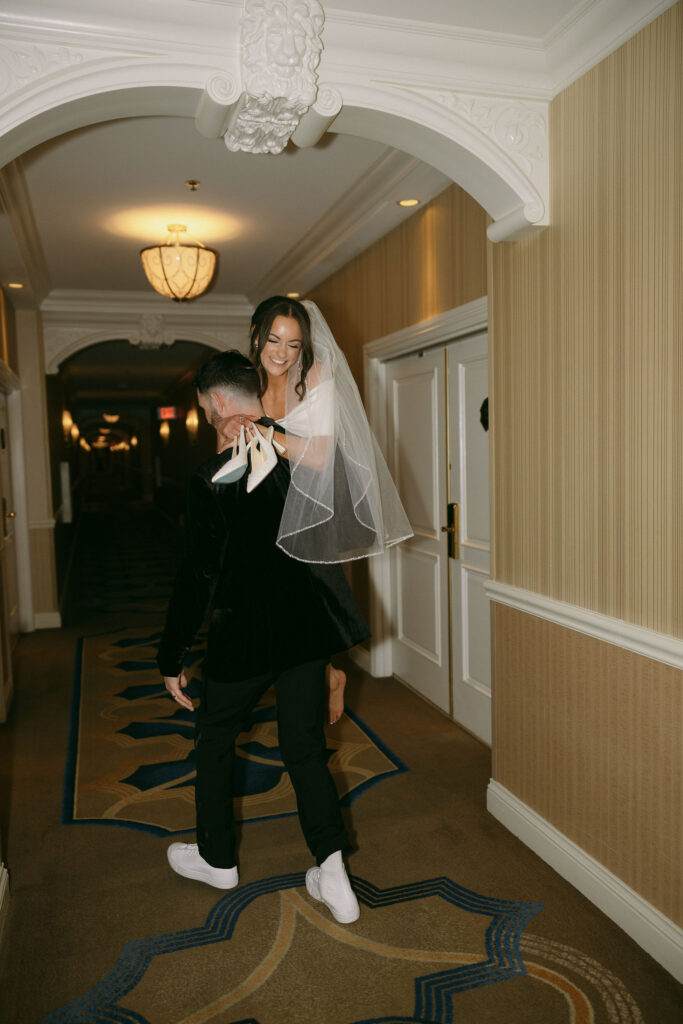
[
  {"left": 309, "top": 182, "right": 488, "bottom": 624},
  {"left": 490, "top": 5, "right": 682, "bottom": 928},
  {"left": 493, "top": 604, "right": 682, "bottom": 925},
  {"left": 309, "top": 182, "right": 489, "bottom": 381},
  {"left": 308, "top": 6, "right": 682, "bottom": 933},
  {"left": 489, "top": 3, "right": 682, "bottom": 638},
  {"left": 15, "top": 310, "right": 59, "bottom": 619}
]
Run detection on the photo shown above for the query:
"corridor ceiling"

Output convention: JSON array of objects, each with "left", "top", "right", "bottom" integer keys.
[{"left": 0, "top": 0, "right": 669, "bottom": 409}]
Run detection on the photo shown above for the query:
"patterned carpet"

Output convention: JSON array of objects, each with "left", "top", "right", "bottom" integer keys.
[
  {"left": 63, "top": 627, "right": 407, "bottom": 835},
  {"left": 3, "top": 501, "right": 678, "bottom": 1023},
  {"left": 42, "top": 872, "right": 648, "bottom": 1024}
]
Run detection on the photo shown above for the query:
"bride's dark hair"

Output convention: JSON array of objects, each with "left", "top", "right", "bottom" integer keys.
[{"left": 250, "top": 296, "right": 314, "bottom": 400}]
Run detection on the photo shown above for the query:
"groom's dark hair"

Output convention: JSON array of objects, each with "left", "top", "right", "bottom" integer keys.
[{"left": 193, "top": 350, "right": 260, "bottom": 397}]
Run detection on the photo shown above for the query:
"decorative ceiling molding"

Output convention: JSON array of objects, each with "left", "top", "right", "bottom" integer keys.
[
  {"left": 0, "top": 159, "right": 51, "bottom": 303},
  {"left": 0, "top": 0, "right": 674, "bottom": 248},
  {"left": 195, "top": 0, "right": 344, "bottom": 155},
  {"left": 40, "top": 290, "right": 253, "bottom": 373},
  {"left": 253, "top": 148, "right": 450, "bottom": 300}
]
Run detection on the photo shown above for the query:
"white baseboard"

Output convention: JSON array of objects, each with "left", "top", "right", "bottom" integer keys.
[
  {"left": 0, "top": 864, "right": 9, "bottom": 945},
  {"left": 34, "top": 611, "right": 62, "bottom": 630},
  {"left": 487, "top": 780, "right": 683, "bottom": 984},
  {"left": 348, "top": 644, "right": 371, "bottom": 674}
]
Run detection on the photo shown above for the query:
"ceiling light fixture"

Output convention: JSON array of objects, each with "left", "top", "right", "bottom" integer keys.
[
  {"left": 140, "top": 224, "right": 217, "bottom": 302},
  {"left": 7, "top": 282, "right": 24, "bottom": 289},
  {"left": 185, "top": 180, "right": 200, "bottom": 191},
  {"left": 102, "top": 413, "right": 120, "bottom": 423},
  {"left": 286, "top": 292, "right": 300, "bottom": 299},
  {"left": 397, "top": 198, "right": 420, "bottom": 207}
]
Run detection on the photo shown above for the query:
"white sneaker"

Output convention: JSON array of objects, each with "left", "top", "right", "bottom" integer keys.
[
  {"left": 167, "top": 843, "right": 239, "bottom": 889},
  {"left": 305, "top": 851, "right": 360, "bottom": 924}
]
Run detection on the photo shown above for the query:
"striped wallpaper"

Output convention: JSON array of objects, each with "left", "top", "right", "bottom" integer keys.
[{"left": 489, "top": 3, "right": 682, "bottom": 638}]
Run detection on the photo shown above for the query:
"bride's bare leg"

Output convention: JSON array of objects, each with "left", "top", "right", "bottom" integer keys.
[{"left": 326, "top": 663, "right": 346, "bottom": 724}]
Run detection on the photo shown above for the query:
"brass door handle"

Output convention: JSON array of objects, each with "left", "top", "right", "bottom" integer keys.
[{"left": 441, "top": 502, "right": 459, "bottom": 559}]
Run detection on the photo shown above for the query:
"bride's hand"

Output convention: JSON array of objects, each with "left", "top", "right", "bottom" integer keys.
[{"left": 215, "top": 414, "right": 258, "bottom": 453}]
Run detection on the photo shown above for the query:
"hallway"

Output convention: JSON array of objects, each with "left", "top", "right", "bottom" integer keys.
[{"left": 0, "top": 499, "right": 681, "bottom": 1022}]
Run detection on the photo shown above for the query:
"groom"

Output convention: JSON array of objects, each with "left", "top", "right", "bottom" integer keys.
[{"left": 157, "top": 349, "right": 368, "bottom": 924}]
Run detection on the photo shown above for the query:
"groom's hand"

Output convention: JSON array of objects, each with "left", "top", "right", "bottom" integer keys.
[
  {"left": 163, "top": 671, "right": 195, "bottom": 711},
  {"left": 215, "top": 413, "right": 258, "bottom": 453}
]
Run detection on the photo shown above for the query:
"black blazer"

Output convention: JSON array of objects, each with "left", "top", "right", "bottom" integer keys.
[{"left": 157, "top": 451, "right": 370, "bottom": 682}]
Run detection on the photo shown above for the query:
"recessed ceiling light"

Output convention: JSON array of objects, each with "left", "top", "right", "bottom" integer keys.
[
  {"left": 397, "top": 198, "right": 420, "bottom": 207},
  {"left": 7, "top": 282, "right": 23, "bottom": 289},
  {"left": 286, "top": 292, "right": 300, "bottom": 298}
]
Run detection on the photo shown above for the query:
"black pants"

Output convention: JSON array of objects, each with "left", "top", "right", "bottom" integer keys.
[{"left": 194, "top": 658, "right": 349, "bottom": 869}]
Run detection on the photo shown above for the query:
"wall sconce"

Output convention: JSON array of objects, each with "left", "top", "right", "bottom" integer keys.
[
  {"left": 186, "top": 408, "right": 199, "bottom": 439},
  {"left": 70, "top": 423, "right": 80, "bottom": 442},
  {"left": 130, "top": 435, "right": 139, "bottom": 448},
  {"left": 159, "top": 421, "right": 170, "bottom": 442}
]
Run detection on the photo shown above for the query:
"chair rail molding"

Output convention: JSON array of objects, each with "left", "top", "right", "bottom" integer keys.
[{"left": 485, "top": 580, "right": 683, "bottom": 670}]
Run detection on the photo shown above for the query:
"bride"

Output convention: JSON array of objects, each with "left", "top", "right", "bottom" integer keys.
[{"left": 219, "top": 295, "right": 411, "bottom": 720}]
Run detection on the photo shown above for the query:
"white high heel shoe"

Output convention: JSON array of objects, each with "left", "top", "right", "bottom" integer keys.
[
  {"left": 211, "top": 424, "right": 248, "bottom": 484},
  {"left": 246, "top": 424, "right": 278, "bottom": 492}
]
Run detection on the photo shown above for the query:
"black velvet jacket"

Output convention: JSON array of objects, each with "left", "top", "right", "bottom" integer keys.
[{"left": 157, "top": 451, "right": 370, "bottom": 682}]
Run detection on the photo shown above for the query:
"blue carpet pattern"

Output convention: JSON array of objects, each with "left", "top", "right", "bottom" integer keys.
[{"left": 44, "top": 873, "right": 543, "bottom": 1024}]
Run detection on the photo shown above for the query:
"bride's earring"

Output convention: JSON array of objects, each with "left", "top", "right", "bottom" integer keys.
[{"left": 211, "top": 424, "right": 248, "bottom": 484}]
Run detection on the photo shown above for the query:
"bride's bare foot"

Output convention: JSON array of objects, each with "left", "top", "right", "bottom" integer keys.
[{"left": 326, "top": 664, "right": 346, "bottom": 724}]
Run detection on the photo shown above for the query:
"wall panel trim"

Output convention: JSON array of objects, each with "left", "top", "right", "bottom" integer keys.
[
  {"left": 487, "top": 781, "right": 683, "bottom": 984},
  {"left": 34, "top": 612, "right": 61, "bottom": 630},
  {"left": 0, "top": 863, "right": 9, "bottom": 946},
  {"left": 485, "top": 581, "right": 683, "bottom": 670}
]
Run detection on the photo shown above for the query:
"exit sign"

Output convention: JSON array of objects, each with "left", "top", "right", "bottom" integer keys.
[{"left": 157, "top": 406, "right": 180, "bottom": 420}]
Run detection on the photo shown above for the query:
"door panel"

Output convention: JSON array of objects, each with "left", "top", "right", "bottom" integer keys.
[
  {"left": 448, "top": 334, "right": 491, "bottom": 743},
  {"left": 397, "top": 546, "right": 441, "bottom": 661},
  {"left": 387, "top": 349, "right": 450, "bottom": 713}
]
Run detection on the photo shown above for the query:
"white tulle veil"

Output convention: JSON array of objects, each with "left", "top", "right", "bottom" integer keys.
[{"left": 275, "top": 300, "right": 412, "bottom": 563}]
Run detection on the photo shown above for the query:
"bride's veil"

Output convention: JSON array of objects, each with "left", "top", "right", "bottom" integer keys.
[{"left": 276, "top": 300, "right": 412, "bottom": 563}]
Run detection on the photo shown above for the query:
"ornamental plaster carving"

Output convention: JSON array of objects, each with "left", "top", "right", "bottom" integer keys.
[
  {"left": 130, "top": 314, "right": 174, "bottom": 351},
  {"left": 390, "top": 84, "right": 549, "bottom": 224},
  {"left": 223, "top": 0, "right": 326, "bottom": 154},
  {"left": 0, "top": 42, "right": 83, "bottom": 95}
]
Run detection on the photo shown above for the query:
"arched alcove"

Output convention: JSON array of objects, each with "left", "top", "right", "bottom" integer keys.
[{"left": 0, "top": 65, "right": 548, "bottom": 243}]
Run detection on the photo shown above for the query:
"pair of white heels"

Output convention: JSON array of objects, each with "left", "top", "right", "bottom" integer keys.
[{"left": 211, "top": 423, "right": 283, "bottom": 492}]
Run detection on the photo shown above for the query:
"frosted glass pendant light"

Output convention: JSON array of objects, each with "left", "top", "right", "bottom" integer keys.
[{"left": 140, "top": 224, "right": 217, "bottom": 301}]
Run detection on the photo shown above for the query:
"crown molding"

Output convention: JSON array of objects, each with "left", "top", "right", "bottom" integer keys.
[
  {"left": 40, "top": 289, "right": 253, "bottom": 372},
  {"left": 252, "top": 149, "right": 450, "bottom": 301},
  {"left": 40, "top": 289, "right": 252, "bottom": 319},
  {"left": 0, "top": 0, "right": 674, "bottom": 101}
]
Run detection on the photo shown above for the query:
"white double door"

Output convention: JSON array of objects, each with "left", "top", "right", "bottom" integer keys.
[{"left": 386, "top": 333, "right": 491, "bottom": 744}]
